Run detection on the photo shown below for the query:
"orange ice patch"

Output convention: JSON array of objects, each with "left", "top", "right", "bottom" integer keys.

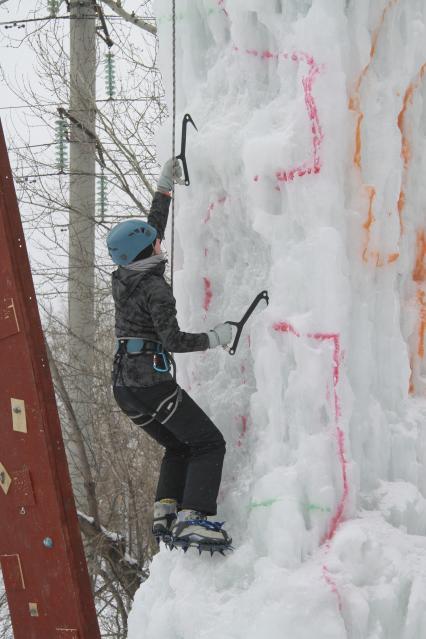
[{"left": 350, "top": 1, "right": 402, "bottom": 267}]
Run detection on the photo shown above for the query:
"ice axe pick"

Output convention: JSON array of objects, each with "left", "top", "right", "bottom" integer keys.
[{"left": 175, "top": 113, "right": 198, "bottom": 186}]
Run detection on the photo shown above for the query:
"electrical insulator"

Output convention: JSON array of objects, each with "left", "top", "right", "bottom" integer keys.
[
  {"left": 97, "top": 167, "right": 108, "bottom": 221},
  {"left": 104, "top": 52, "right": 116, "bottom": 100},
  {"left": 55, "top": 118, "right": 68, "bottom": 174},
  {"left": 47, "top": 0, "right": 61, "bottom": 16}
]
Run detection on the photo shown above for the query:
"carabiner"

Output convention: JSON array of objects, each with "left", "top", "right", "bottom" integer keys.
[{"left": 153, "top": 350, "right": 170, "bottom": 373}]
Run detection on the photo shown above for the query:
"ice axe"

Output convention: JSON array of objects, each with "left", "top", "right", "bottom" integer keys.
[
  {"left": 175, "top": 113, "right": 198, "bottom": 186},
  {"left": 225, "top": 290, "right": 269, "bottom": 355}
]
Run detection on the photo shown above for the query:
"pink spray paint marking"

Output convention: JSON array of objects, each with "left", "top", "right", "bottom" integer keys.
[
  {"left": 322, "top": 562, "right": 343, "bottom": 612},
  {"left": 273, "top": 322, "right": 348, "bottom": 537},
  {"left": 237, "top": 415, "right": 248, "bottom": 447},
  {"left": 204, "top": 195, "right": 228, "bottom": 224},
  {"left": 231, "top": 47, "right": 324, "bottom": 185},
  {"left": 204, "top": 203, "right": 215, "bottom": 225},
  {"left": 217, "top": 0, "right": 229, "bottom": 17},
  {"left": 241, "top": 415, "right": 248, "bottom": 435},
  {"left": 214, "top": 5, "right": 324, "bottom": 186},
  {"left": 273, "top": 321, "right": 348, "bottom": 610},
  {"left": 202, "top": 38, "right": 324, "bottom": 239},
  {"left": 201, "top": 196, "right": 227, "bottom": 314},
  {"left": 203, "top": 16, "right": 332, "bottom": 604},
  {"left": 203, "top": 277, "right": 213, "bottom": 312}
]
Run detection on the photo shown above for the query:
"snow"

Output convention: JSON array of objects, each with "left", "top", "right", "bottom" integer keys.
[{"left": 128, "top": 1, "right": 426, "bottom": 637}]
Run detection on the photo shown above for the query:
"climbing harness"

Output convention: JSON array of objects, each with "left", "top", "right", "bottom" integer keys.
[
  {"left": 127, "top": 386, "right": 183, "bottom": 427},
  {"left": 113, "top": 338, "right": 181, "bottom": 425},
  {"left": 176, "top": 114, "right": 198, "bottom": 185},
  {"left": 226, "top": 290, "right": 269, "bottom": 355},
  {"left": 114, "top": 337, "right": 174, "bottom": 379}
]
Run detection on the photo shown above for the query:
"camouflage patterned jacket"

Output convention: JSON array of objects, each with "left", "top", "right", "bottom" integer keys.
[{"left": 112, "top": 191, "right": 209, "bottom": 387}]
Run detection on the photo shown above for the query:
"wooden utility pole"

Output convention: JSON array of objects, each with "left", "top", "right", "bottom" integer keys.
[{"left": 68, "top": 0, "right": 97, "bottom": 507}]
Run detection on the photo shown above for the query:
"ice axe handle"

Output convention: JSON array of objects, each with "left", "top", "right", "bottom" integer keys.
[
  {"left": 175, "top": 113, "right": 198, "bottom": 186},
  {"left": 225, "top": 290, "right": 269, "bottom": 355}
]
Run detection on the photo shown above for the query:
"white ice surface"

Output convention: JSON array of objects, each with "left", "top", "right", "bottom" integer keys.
[{"left": 128, "top": 1, "right": 426, "bottom": 637}]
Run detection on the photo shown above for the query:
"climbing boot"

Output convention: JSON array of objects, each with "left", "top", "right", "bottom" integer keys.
[
  {"left": 152, "top": 499, "right": 177, "bottom": 546},
  {"left": 171, "top": 509, "right": 233, "bottom": 555}
]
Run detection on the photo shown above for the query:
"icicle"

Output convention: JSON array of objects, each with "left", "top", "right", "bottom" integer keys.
[
  {"left": 104, "top": 52, "right": 116, "bottom": 100},
  {"left": 55, "top": 117, "right": 68, "bottom": 174}
]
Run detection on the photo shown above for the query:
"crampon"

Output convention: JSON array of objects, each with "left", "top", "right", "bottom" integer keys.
[
  {"left": 170, "top": 516, "right": 233, "bottom": 556},
  {"left": 170, "top": 538, "right": 233, "bottom": 556},
  {"left": 154, "top": 529, "right": 174, "bottom": 548},
  {"left": 152, "top": 500, "right": 177, "bottom": 547}
]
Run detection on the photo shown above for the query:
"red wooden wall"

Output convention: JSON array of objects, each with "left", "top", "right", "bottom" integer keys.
[{"left": 0, "top": 120, "right": 101, "bottom": 639}]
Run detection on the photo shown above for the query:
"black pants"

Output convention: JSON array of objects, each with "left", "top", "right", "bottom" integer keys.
[{"left": 113, "top": 381, "right": 226, "bottom": 516}]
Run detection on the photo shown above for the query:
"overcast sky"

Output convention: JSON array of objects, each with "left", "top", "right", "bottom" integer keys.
[
  {"left": 0, "top": 2, "right": 38, "bottom": 143},
  {"left": 0, "top": 1, "right": 157, "bottom": 305},
  {"left": 0, "top": 1, "right": 162, "bottom": 308},
  {"left": 0, "top": 1, "right": 154, "bottom": 146}
]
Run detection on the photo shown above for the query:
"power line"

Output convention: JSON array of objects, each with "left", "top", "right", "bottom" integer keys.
[
  {"left": 0, "top": 97, "right": 162, "bottom": 111},
  {"left": 9, "top": 140, "right": 156, "bottom": 151},
  {"left": 32, "top": 265, "right": 113, "bottom": 272},
  {"left": 11, "top": 142, "right": 55, "bottom": 150},
  {"left": 13, "top": 170, "right": 159, "bottom": 181},
  {"left": 0, "top": 14, "right": 130, "bottom": 27}
]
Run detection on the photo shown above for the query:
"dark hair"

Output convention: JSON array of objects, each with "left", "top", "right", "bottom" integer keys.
[{"left": 133, "top": 242, "right": 155, "bottom": 262}]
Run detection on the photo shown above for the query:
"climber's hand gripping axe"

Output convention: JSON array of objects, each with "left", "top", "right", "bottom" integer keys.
[{"left": 225, "top": 291, "right": 269, "bottom": 356}]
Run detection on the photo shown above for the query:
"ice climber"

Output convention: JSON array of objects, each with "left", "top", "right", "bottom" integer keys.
[{"left": 107, "top": 158, "right": 233, "bottom": 554}]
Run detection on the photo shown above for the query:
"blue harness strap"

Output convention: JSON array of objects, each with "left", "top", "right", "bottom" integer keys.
[
  {"left": 115, "top": 337, "right": 171, "bottom": 374},
  {"left": 120, "top": 337, "right": 145, "bottom": 354}
]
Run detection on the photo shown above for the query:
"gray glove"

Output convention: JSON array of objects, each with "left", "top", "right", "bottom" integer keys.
[
  {"left": 157, "top": 158, "right": 184, "bottom": 193},
  {"left": 207, "top": 323, "right": 233, "bottom": 348}
]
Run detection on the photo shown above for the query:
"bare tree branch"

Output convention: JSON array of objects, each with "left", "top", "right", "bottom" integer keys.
[
  {"left": 78, "top": 513, "right": 147, "bottom": 599},
  {"left": 100, "top": 0, "right": 157, "bottom": 35},
  {"left": 45, "top": 338, "right": 101, "bottom": 525}
]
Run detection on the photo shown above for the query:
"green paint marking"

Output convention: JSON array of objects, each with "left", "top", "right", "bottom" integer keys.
[
  {"left": 156, "top": 4, "right": 223, "bottom": 25},
  {"left": 249, "top": 498, "right": 283, "bottom": 509},
  {"left": 249, "top": 499, "right": 331, "bottom": 512},
  {"left": 305, "top": 503, "right": 331, "bottom": 513}
]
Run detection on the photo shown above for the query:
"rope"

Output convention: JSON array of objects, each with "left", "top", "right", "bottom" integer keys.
[{"left": 170, "top": 0, "right": 176, "bottom": 292}]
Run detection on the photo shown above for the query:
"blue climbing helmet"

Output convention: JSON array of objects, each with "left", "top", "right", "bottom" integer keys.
[{"left": 106, "top": 219, "right": 158, "bottom": 266}]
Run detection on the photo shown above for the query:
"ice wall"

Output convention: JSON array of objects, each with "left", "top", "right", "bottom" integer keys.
[{"left": 128, "top": 1, "right": 426, "bottom": 637}]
